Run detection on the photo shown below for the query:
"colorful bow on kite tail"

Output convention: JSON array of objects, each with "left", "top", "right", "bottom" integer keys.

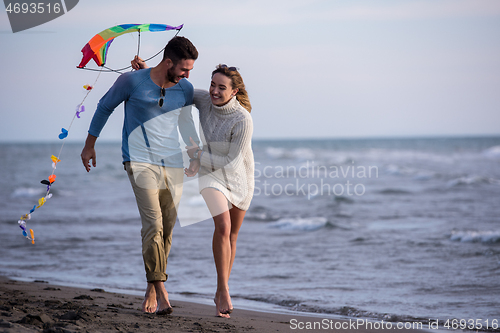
[{"left": 18, "top": 75, "right": 100, "bottom": 244}]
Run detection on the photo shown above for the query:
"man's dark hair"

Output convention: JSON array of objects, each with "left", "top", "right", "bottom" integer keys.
[{"left": 163, "top": 36, "right": 198, "bottom": 65}]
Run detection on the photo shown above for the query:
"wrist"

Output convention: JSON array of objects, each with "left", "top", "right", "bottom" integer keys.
[
  {"left": 193, "top": 148, "right": 202, "bottom": 159},
  {"left": 85, "top": 134, "right": 97, "bottom": 148}
]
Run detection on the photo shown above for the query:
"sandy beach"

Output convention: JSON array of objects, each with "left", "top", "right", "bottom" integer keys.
[{"left": 0, "top": 276, "right": 431, "bottom": 333}]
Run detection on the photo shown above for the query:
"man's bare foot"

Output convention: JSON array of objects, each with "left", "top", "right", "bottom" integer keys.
[
  {"left": 142, "top": 283, "right": 157, "bottom": 313},
  {"left": 214, "top": 292, "right": 230, "bottom": 318},
  {"left": 153, "top": 281, "right": 173, "bottom": 314}
]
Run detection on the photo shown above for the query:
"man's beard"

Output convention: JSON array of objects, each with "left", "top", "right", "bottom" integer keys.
[{"left": 167, "top": 67, "right": 180, "bottom": 83}]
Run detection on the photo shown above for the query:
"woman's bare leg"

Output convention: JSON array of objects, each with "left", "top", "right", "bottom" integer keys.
[
  {"left": 212, "top": 210, "right": 232, "bottom": 317},
  {"left": 228, "top": 206, "right": 245, "bottom": 278},
  {"left": 201, "top": 188, "right": 246, "bottom": 317}
]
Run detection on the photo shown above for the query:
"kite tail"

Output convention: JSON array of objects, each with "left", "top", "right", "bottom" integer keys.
[{"left": 18, "top": 67, "right": 104, "bottom": 244}]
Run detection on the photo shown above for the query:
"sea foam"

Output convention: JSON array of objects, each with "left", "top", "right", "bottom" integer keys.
[
  {"left": 11, "top": 187, "right": 46, "bottom": 198},
  {"left": 483, "top": 145, "right": 500, "bottom": 159},
  {"left": 450, "top": 230, "right": 500, "bottom": 243},
  {"left": 268, "top": 217, "right": 328, "bottom": 231}
]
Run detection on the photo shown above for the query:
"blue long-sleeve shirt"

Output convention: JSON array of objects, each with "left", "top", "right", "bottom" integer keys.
[{"left": 88, "top": 68, "right": 199, "bottom": 167}]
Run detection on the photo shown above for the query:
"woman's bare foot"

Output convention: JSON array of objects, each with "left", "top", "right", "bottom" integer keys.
[
  {"left": 153, "top": 281, "right": 173, "bottom": 315},
  {"left": 214, "top": 292, "right": 230, "bottom": 318},
  {"left": 142, "top": 283, "right": 157, "bottom": 313},
  {"left": 216, "top": 289, "right": 233, "bottom": 316}
]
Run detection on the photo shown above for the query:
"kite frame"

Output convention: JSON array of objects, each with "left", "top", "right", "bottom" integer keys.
[{"left": 77, "top": 25, "right": 183, "bottom": 74}]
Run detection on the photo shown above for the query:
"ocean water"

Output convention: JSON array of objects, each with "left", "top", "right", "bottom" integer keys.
[{"left": 1, "top": 137, "right": 499, "bottom": 326}]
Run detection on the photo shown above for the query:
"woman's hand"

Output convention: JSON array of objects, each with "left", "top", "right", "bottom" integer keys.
[{"left": 131, "top": 55, "right": 148, "bottom": 70}]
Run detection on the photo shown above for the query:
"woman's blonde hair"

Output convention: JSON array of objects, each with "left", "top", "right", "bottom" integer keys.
[{"left": 212, "top": 64, "right": 252, "bottom": 113}]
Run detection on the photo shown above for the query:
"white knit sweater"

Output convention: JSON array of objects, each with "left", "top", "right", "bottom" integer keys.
[{"left": 193, "top": 89, "right": 254, "bottom": 210}]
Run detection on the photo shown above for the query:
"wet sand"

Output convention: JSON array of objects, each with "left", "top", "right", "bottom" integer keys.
[{"left": 0, "top": 276, "right": 429, "bottom": 333}]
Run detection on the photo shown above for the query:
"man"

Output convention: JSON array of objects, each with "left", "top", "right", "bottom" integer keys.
[{"left": 81, "top": 36, "right": 200, "bottom": 315}]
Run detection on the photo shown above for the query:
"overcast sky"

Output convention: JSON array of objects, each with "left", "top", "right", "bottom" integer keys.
[{"left": 1, "top": 0, "right": 499, "bottom": 142}]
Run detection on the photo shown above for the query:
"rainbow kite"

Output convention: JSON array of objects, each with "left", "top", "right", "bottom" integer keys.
[{"left": 78, "top": 23, "right": 183, "bottom": 69}]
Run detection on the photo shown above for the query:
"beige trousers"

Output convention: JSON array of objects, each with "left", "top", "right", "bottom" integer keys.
[{"left": 125, "top": 162, "right": 184, "bottom": 282}]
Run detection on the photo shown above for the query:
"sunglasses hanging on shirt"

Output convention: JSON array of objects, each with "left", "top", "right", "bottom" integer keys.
[{"left": 159, "top": 87, "right": 165, "bottom": 107}]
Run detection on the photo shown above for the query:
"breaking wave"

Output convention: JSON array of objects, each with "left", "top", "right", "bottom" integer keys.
[
  {"left": 450, "top": 230, "right": 500, "bottom": 243},
  {"left": 268, "top": 217, "right": 329, "bottom": 231}
]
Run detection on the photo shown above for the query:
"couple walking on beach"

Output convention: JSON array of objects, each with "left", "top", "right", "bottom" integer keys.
[{"left": 80, "top": 36, "right": 254, "bottom": 318}]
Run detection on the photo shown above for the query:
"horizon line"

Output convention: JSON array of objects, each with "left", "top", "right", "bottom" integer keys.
[{"left": 1, "top": 133, "right": 500, "bottom": 144}]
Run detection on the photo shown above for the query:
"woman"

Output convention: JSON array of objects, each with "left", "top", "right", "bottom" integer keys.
[{"left": 185, "top": 65, "right": 254, "bottom": 318}]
